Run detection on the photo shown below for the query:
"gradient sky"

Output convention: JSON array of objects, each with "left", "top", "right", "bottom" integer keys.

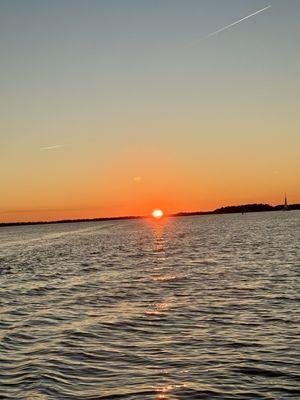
[{"left": 1, "top": 0, "right": 299, "bottom": 222}]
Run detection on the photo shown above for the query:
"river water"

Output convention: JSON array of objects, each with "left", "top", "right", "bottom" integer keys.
[{"left": 0, "top": 212, "right": 299, "bottom": 399}]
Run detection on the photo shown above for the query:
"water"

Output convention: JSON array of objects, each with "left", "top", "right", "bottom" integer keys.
[{"left": 0, "top": 212, "right": 299, "bottom": 399}]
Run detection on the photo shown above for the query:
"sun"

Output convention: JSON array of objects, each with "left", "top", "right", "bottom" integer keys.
[{"left": 152, "top": 209, "right": 164, "bottom": 219}]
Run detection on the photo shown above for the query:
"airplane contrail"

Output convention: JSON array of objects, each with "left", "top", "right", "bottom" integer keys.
[
  {"left": 197, "top": 5, "right": 271, "bottom": 42},
  {"left": 40, "top": 144, "right": 65, "bottom": 151}
]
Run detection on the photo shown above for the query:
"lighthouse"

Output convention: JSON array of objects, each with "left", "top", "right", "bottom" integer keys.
[{"left": 283, "top": 193, "right": 289, "bottom": 210}]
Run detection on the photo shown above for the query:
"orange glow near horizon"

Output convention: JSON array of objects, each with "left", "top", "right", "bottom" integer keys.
[
  {"left": 152, "top": 209, "right": 164, "bottom": 219},
  {"left": 1, "top": 141, "right": 299, "bottom": 224}
]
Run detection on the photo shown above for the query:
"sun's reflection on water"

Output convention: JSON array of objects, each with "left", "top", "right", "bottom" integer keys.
[
  {"left": 144, "top": 216, "right": 172, "bottom": 265},
  {"left": 144, "top": 300, "right": 171, "bottom": 316},
  {"left": 152, "top": 220, "right": 167, "bottom": 253},
  {"left": 155, "top": 384, "right": 187, "bottom": 399},
  {"left": 155, "top": 385, "right": 173, "bottom": 400}
]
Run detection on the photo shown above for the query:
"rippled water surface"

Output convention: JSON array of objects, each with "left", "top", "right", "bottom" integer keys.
[{"left": 0, "top": 212, "right": 299, "bottom": 399}]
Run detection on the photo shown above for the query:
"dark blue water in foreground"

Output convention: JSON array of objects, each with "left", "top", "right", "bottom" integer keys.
[{"left": 0, "top": 212, "right": 299, "bottom": 399}]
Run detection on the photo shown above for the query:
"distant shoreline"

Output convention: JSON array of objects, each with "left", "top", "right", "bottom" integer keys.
[{"left": 1, "top": 203, "right": 299, "bottom": 227}]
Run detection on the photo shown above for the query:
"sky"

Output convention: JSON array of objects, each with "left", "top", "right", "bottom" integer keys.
[{"left": 1, "top": 0, "right": 299, "bottom": 222}]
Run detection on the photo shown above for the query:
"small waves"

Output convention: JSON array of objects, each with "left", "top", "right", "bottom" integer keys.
[{"left": 0, "top": 213, "right": 299, "bottom": 399}]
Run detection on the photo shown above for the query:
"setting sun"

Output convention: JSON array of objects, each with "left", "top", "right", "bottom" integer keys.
[{"left": 152, "top": 209, "right": 164, "bottom": 219}]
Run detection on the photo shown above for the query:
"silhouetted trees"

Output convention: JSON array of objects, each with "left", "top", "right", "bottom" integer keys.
[{"left": 213, "top": 203, "right": 273, "bottom": 214}]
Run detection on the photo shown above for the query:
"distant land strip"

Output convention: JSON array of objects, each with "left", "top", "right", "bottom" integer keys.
[{"left": 0, "top": 203, "right": 299, "bottom": 227}]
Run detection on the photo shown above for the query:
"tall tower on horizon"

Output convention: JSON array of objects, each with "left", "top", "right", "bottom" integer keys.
[{"left": 284, "top": 193, "right": 289, "bottom": 210}]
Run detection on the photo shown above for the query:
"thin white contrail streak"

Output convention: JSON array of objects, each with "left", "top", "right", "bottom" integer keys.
[
  {"left": 198, "top": 5, "right": 271, "bottom": 42},
  {"left": 40, "top": 144, "right": 65, "bottom": 151}
]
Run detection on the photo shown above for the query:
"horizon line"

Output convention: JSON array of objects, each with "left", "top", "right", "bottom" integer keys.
[{"left": 1, "top": 202, "right": 299, "bottom": 227}]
